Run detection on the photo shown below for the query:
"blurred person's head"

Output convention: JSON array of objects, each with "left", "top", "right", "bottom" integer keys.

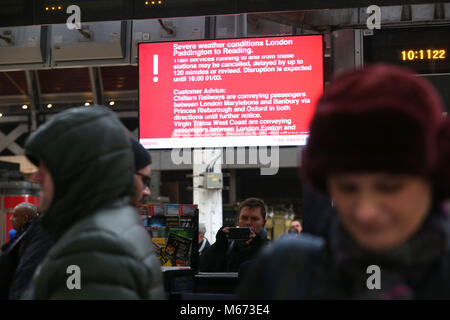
[
  {"left": 289, "top": 220, "right": 302, "bottom": 234},
  {"left": 327, "top": 173, "right": 432, "bottom": 251},
  {"left": 129, "top": 138, "right": 152, "bottom": 207},
  {"left": 302, "top": 64, "right": 448, "bottom": 252},
  {"left": 10, "top": 202, "right": 37, "bottom": 230},
  {"left": 238, "top": 197, "right": 267, "bottom": 234},
  {"left": 25, "top": 106, "right": 134, "bottom": 240},
  {"left": 199, "top": 222, "right": 206, "bottom": 244},
  {"left": 32, "top": 163, "right": 54, "bottom": 214}
]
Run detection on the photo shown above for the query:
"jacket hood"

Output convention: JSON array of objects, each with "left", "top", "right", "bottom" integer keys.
[{"left": 25, "top": 106, "right": 135, "bottom": 240}]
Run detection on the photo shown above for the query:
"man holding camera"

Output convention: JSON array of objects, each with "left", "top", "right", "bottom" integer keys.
[{"left": 199, "top": 197, "right": 270, "bottom": 272}]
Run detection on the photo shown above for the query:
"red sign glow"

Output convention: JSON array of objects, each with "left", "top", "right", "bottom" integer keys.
[{"left": 139, "top": 35, "right": 323, "bottom": 148}]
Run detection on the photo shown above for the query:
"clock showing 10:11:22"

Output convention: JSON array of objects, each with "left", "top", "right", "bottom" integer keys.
[{"left": 401, "top": 49, "right": 447, "bottom": 61}]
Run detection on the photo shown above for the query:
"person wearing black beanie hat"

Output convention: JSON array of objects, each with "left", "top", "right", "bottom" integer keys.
[
  {"left": 129, "top": 138, "right": 152, "bottom": 207},
  {"left": 238, "top": 64, "right": 450, "bottom": 300}
]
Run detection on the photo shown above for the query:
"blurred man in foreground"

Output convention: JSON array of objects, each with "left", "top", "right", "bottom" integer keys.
[
  {"left": 129, "top": 137, "right": 152, "bottom": 208},
  {"left": 23, "top": 106, "right": 163, "bottom": 299}
]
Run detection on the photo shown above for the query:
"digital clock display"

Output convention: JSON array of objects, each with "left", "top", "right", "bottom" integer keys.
[
  {"left": 401, "top": 49, "right": 447, "bottom": 61},
  {"left": 364, "top": 26, "right": 450, "bottom": 74}
]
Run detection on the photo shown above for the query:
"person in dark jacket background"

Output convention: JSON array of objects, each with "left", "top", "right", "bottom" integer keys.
[
  {"left": 129, "top": 137, "right": 152, "bottom": 208},
  {"left": 23, "top": 106, "right": 164, "bottom": 300},
  {"left": 238, "top": 64, "right": 450, "bottom": 299},
  {"left": 1, "top": 203, "right": 36, "bottom": 253},
  {"left": 0, "top": 202, "right": 52, "bottom": 300},
  {"left": 2, "top": 202, "right": 54, "bottom": 300},
  {"left": 9, "top": 203, "right": 37, "bottom": 235},
  {"left": 200, "top": 197, "right": 270, "bottom": 272},
  {"left": 8, "top": 212, "right": 53, "bottom": 300}
]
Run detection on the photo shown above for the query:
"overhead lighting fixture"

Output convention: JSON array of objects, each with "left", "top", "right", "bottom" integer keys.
[
  {"left": 47, "top": 104, "right": 53, "bottom": 109},
  {"left": 84, "top": 102, "right": 90, "bottom": 106},
  {"left": 0, "top": 113, "right": 3, "bottom": 118},
  {"left": 22, "top": 104, "right": 28, "bottom": 110},
  {"left": 109, "top": 101, "right": 115, "bottom": 106}
]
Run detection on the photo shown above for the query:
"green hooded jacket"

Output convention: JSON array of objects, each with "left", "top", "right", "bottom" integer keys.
[{"left": 24, "top": 106, "right": 164, "bottom": 299}]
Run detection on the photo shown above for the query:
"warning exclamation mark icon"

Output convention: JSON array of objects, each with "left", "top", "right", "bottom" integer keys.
[{"left": 153, "top": 54, "right": 159, "bottom": 83}]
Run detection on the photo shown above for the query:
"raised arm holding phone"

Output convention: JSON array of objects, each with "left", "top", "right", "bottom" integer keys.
[{"left": 199, "top": 198, "right": 270, "bottom": 272}]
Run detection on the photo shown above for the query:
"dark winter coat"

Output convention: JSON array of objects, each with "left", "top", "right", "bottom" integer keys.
[
  {"left": 200, "top": 227, "right": 270, "bottom": 272},
  {"left": 23, "top": 106, "right": 164, "bottom": 299},
  {"left": 8, "top": 216, "right": 53, "bottom": 300},
  {"left": 238, "top": 212, "right": 450, "bottom": 299}
]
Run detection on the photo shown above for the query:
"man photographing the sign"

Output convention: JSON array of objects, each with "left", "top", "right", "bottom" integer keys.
[{"left": 199, "top": 197, "right": 270, "bottom": 272}]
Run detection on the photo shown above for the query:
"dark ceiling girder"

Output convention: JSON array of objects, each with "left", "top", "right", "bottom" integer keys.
[
  {"left": 1, "top": 0, "right": 448, "bottom": 28},
  {"left": 2, "top": 72, "right": 28, "bottom": 97},
  {"left": 24, "top": 70, "right": 39, "bottom": 130},
  {"left": 88, "top": 67, "right": 104, "bottom": 106}
]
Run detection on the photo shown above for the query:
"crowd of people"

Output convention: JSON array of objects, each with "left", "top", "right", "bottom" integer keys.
[
  {"left": 1, "top": 108, "right": 163, "bottom": 299},
  {"left": 0, "top": 63, "right": 449, "bottom": 299}
]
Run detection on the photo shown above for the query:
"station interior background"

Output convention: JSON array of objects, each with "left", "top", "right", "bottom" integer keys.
[{"left": 1, "top": 2, "right": 450, "bottom": 244}]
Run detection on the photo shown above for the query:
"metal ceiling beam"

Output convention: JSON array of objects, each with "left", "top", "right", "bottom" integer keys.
[
  {"left": 0, "top": 124, "right": 28, "bottom": 155},
  {"left": 0, "top": 7, "right": 448, "bottom": 73},
  {"left": 35, "top": 90, "right": 138, "bottom": 104},
  {"left": 0, "top": 90, "right": 138, "bottom": 109},
  {"left": 0, "top": 95, "right": 30, "bottom": 106},
  {"left": 98, "top": 67, "right": 105, "bottom": 104},
  {"left": 42, "top": 109, "right": 137, "bottom": 120},
  {"left": 88, "top": 67, "right": 99, "bottom": 105},
  {"left": 0, "top": 115, "right": 28, "bottom": 123},
  {"left": 38, "top": 92, "right": 94, "bottom": 105},
  {"left": 116, "top": 111, "right": 138, "bottom": 118},
  {"left": 25, "top": 70, "right": 38, "bottom": 131},
  {"left": 2, "top": 72, "right": 29, "bottom": 97},
  {"left": 103, "top": 90, "right": 137, "bottom": 101},
  {"left": 253, "top": 5, "right": 450, "bottom": 29},
  {"left": 3, "top": 0, "right": 450, "bottom": 28},
  {"left": 88, "top": 67, "right": 104, "bottom": 105},
  {"left": 34, "top": 70, "right": 42, "bottom": 100}
]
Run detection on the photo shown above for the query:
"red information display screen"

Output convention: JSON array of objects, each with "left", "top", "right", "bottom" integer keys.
[{"left": 139, "top": 35, "right": 323, "bottom": 148}]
